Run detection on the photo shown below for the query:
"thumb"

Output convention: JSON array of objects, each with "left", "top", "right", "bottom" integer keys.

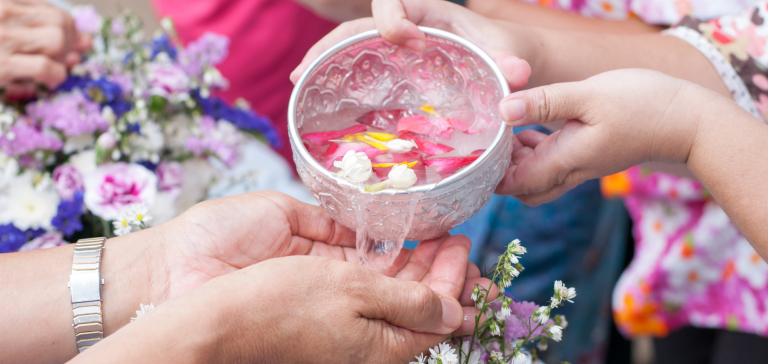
[
  {"left": 362, "top": 275, "right": 463, "bottom": 336},
  {"left": 499, "top": 81, "right": 591, "bottom": 127}
]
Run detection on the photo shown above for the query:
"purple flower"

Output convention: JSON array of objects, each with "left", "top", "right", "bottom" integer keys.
[
  {"left": 83, "top": 163, "right": 158, "bottom": 221},
  {"left": 502, "top": 300, "right": 547, "bottom": 342},
  {"left": 0, "top": 224, "right": 26, "bottom": 253},
  {"left": 147, "top": 63, "right": 189, "bottom": 99},
  {"left": 27, "top": 92, "right": 108, "bottom": 136},
  {"left": 96, "top": 132, "right": 117, "bottom": 150},
  {"left": 86, "top": 78, "right": 133, "bottom": 118},
  {"left": 195, "top": 93, "right": 281, "bottom": 148},
  {"left": 0, "top": 119, "right": 63, "bottom": 156},
  {"left": 19, "top": 232, "right": 67, "bottom": 252},
  {"left": 156, "top": 161, "right": 183, "bottom": 192},
  {"left": 53, "top": 164, "right": 84, "bottom": 200},
  {"left": 151, "top": 34, "right": 178, "bottom": 60},
  {"left": 51, "top": 191, "right": 84, "bottom": 237},
  {"left": 185, "top": 116, "right": 239, "bottom": 167},
  {"left": 71, "top": 5, "right": 103, "bottom": 34},
  {"left": 178, "top": 32, "right": 229, "bottom": 77}
]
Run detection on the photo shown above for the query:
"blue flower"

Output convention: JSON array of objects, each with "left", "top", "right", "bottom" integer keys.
[
  {"left": 127, "top": 122, "right": 141, "bottom": 135},
  {"left": 151, "top": 34, "right": 178, "bottom": 60},
  {"left": 194, "top": 91, "right": 282, "bottom": 148},
  {"left": 51, "top": 191, "right": 85, "bottom": 237},
  {"left": 0, "top": 224, "right": 27, "bottom": 253},
  {"left": 56, "top": 75, "right": 90, "bottom": 93},
  {"left": 85, "top": 77, "right": 133, "bottom": 118},
  {"left": 136, "top": 160, "right": 157, "bottom": 172}
]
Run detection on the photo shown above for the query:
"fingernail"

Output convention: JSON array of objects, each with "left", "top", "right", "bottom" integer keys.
[
  {"left": 501, "top": 99, "right": 526, "bottom": 124},
  {"left": 404, "top": 39, "right": 425, "bottom": 52},
  {"left": 440, "top": 296, "right": 463, "bottom": 331}
]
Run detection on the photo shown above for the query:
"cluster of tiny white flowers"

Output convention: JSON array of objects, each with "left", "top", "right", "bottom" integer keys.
[
  {"left": 130, "top": 303, "right": 155, "bottom": 322},
  {"left": 112, "top": 202, "right": 153, "bottom": 236},
  {"left": 410, "top": 342, "right": 459, "bottom": 364},
  {"left": 499, "top": 239, "right": 526, "bottom": 289}
]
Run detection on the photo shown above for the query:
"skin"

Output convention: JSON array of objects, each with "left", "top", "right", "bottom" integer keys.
[
  {"left": 0, "top": 191, "right": 494, "bottom": 363},
  {"left": 495, "top": 69, "right": 768, "bottom": 258},
  {"left": 0, "top": 0, "right": 90, "bottom": 97},
  {"left": 291, "top": 0, "right": 732, "bottom": 181},
  {"left": 292, "top": 0, "right": 373, "bottom": 22}
]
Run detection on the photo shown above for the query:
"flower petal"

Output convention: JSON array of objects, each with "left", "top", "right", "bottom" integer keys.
[
  {"left": 356, "top": 109, "right": 411, "bottom": 133},
  {"left": 397, "top": 115, "right": 454, "bottom": 140},
  {"left": 424, "top": 155, "right": 480, "bottom": 178},
  {"left": 323, "top": 142, "right": 384, "bottom": 169},
  {"left": 301, "top": 124, "right": 367, "bottom": 146},
  {"left": 398, "top": 132, "right": 454, "bottom": 156}
]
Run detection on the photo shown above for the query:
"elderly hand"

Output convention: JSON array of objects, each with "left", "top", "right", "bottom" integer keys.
[
  {"left": 0, "top": 0, "right": 90, "bottom": 96},
  {"left": 290, "top": 0, "right": 533, "bottom": 91},
  {"left": 74, "top": 255, "right": 468, "bottom": 364}
]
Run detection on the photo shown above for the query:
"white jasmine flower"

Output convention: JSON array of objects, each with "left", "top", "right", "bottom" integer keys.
[
  {"left": 548, "top": 325, "right": 563, "bottom": 342},
  {"left": 334, "top": 150, "right": 372, "bottom": 183},
  {"left": 387, "top": 164, "right": 417, "bottom": 189},
  {"left": 0, "top": 181, "right": 59, "bottom": 230},
  {"left": 428, "top": 342, "right": 458, "bottom": 364},
  {"left": 383, "top": 138, "right": 417, "bottom": 153},
  {"left": 410, "top": 353, "right": 427, "bottom": 364},
  {"left": 130, "top": 303, "right": 154, "bottom": 322}
]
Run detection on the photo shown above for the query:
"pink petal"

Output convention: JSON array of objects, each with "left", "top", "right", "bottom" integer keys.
[
  {"left": 425, "top": 155, "right": 480, "bottom": 178},
  {"left": 356, "top": 109, "right": 411, "bottom": 133},
  {"left": 322, "top": 142, "right": 384, "bottom": 169},
  {"left": 470, "top": 149, "right": 486, "bottom": 156},
  {"left": 301, "top": 124, "right": 367, "bottom": 146},
  {"left": 445, "top": 117, "right": 482, "bottom": 135},
  {"left": 397, "top": 115, "right": 454, "bottom": 140},
  {"left": 398, "top": 132, "right": 454, "bottom": 156}
]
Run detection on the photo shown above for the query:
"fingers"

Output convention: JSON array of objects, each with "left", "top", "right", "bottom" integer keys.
[
  {"left": 496, "top": 54, "right": 532, "bottom": 91},
  {"left": 0, "top": 54, "right": 66, "bottom": 88},
  {"left": 499, "top": 81, "right": 591, "bottom": 127},
  {"left": 290, "top": 18, "right": 376, "bottom": 84},
  {"left": 422, "top": 234, "right": 471, "bottom": 300},
  {"left": 394, "top": 234, "right": 447, "bottom": 281},
  {"left": 371, "top": 0, "right": 426, "bottom": 52},
  {"left": 282, "top": 194, "right": 357, "bottom": 247}
]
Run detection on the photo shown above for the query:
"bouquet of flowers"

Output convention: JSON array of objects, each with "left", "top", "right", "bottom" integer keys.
[
  {"left": 0, "top": 6, "right": 279, "bottom": 252},
  {"left": 411, "top": 240, "right": 575, "bottom": 364}
]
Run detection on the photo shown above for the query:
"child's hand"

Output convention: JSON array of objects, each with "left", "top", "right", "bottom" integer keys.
[
  {"left": 494, "top": 69, "right": 728, "bottom": 206},
  {"left": 291, "top": 0, "right": 533, "bottom": 91}
]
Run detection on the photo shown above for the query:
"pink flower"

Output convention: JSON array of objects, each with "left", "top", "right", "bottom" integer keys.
[
  {"left": 27, "top": 92, "right": 108, "bottom": 136},
  {"left": 19, "top": 232, "right": 67, "bottom": 252},
  {"left": 96, "top": 132, "right": 117, "bottom": 149},
  {"left": 53, "top": 164, "right": 84, "bottom": 200},
  {"left": 147, "top": 63, "right": 190, "bottom": 99},
  {"left": 178, "top": 32, "right": 230, "bottom": 77},
  {"left": 71, "top": 5, "right": 102, "bottom": 34},
  {"left": 84, "top": 163, "right": 158, "bottom": 221},
  {"left": 156, "top": 162, "right": 183, "bottom": 192},
  {"left": 0, "top": 119, "right": 63, "bottom": 156}
]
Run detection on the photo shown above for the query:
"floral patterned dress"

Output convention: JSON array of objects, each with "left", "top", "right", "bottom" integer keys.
[{"left": 591, "top": 2, "right": 768, "bottom": 338}]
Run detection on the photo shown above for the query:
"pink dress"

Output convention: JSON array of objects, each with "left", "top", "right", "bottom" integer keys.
[{"left": 151, "top": 0, "right": 338, "bottom": 168}]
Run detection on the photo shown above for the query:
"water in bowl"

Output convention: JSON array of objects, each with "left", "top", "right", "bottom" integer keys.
[{"left": 299, "top": 104, "right": 500, "bottom": 272}]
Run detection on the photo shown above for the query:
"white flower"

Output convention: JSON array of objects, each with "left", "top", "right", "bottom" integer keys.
[
  {"left": 383, "top": 138, "right": 417, "bottom": 153},
  {"left": 334, "top": 150, "right": 372, "bottom": 183},
  {"left": 123, "top": 202, "right": 153, "bottom": 227},
  {"left": 499, "top": 298, "right": 512, "bottom": 319},
  {"left": 489, "top": 320, "right": 501, "bottom": 336},
  {"left": 534, "top": 306, "right": 550, "bottom": 324},
  {"left": 508, "top": 239, "right": 527, "bottom": 255},
  {"left": 410, "top": 353, "right": 427, "bottom": 364},
  {"left": 489, "top": 351, "right": 504, "bottom": 361},
  {"left": 556, "top": 315, "right": 568, "bottom": 329},
  {"left": 511, "top": 349, "right": 531, "bottom": 364},
  {"left": 69, "top": 150, "right": 97, "bottom": 175},
  {"left": 63, "top": 133, "right": 95, "bottom": 154},
  {"left": 387, "top": 164, "right": 417, "bottom": 189},
  {"left": 548, "top": 325, "right": 563, "bottom": 342},
  {"left": 130, "top": 303, "right": 154, "bottom": 322},
  {"left": 112, "top": 215, "right": 133, "bottom": 236},
  {"left": 0, "top": 180, "right": 59, "bottom": 230},
  {"left": 552, "top": 280, "right": 576, "bottom": 305},
  {"left": 428, "top": 342, "right": 458, "bottom": 364}
]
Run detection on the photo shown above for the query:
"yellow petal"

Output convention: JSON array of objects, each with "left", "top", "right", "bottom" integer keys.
[
  {"left": 420, "top": 105, "right": 439, "bottom": 115},
  {"left": 364, "top": 132, "right": 397, "bottom": 141},
  {"left": 371, "top": 161, "right": 419, "bottom": 168},
  {"left": 361, "top": 135, "right": 389, "bottom": 150}
]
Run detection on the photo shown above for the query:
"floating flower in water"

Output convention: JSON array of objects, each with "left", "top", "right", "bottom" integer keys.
[
  {"left": 397, "top": 115, "right": 454, "bottom": 140},
  {"left": 424, "top": 155, "right": 481, "bottom": 178},
  {"left": 322, "top": 142, "right": 383, "bottom": 169},
  {"left": 397, "top": 131, "right": 454, "bottom": 156},
  {"left": 302, "top": 124, "right": 367, "bottom": 146},
  {"left": 333, "top": 150, "right": 372, "bottom": 183},
  {"left": 356, "top": 109, "right": 411, "bottom": 133}
]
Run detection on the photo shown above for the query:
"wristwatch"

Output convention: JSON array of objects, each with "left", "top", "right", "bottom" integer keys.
[{"left": 68, "top": 237, "right": 106, "bottom": 353}]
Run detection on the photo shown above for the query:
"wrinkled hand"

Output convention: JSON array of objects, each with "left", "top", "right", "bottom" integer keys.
[
  {"left": 77, "top": 255, "right": 475, "bottom": 364},
  {"left": 156, "top": 191, "right": 493, "bottom": 334},
  {"left": 0, "top": 0, "right": 90, "bottom": 96},
  {"left": 291, "top": 0, "right": 532, "bottom": 91},
  {"left": 495, "top": 69, "right": 718, "bottom": 205}
]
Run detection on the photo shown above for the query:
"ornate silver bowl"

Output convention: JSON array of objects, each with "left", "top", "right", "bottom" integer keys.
[{"left": 289, "top": 27, "right": 512, "bottom": 265}]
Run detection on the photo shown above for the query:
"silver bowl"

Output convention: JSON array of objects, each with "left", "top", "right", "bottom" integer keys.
[{"left": 289, "top": 27, "right": 512, "bottom": 267}]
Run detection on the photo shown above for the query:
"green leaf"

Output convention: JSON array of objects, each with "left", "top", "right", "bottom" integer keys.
[{"left": 149, "top": 95, "right": 168, "bottom": 113}]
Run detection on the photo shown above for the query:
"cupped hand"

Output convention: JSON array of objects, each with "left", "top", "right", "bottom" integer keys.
[
  {"left": 290, "top": 0, "right": 533, "bottom": 91},
  {"left": 0, "top": 0, "right": 91, "bottom": 96},
  {"left": 156, "top": 191, "right": 494, "bottom": 334},
  {"left": 78, "top": 255, "right": 476, "bottom": 364},
  {"left": 494, "top": 69, "right": 720, "bottom": 205}
]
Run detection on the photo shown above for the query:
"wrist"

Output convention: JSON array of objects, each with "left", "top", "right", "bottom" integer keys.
[{"left": 499, "top": 21, "right": 543, "bottom": 88}]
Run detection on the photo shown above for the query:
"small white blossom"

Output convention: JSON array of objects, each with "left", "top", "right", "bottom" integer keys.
[
  {"left": 548, "top": 325, "right": 563, "bottom": 342},
  {"left": 131, "top": 303, "right": 154, "bottom": 322},
  {"left": 551, "top": 280, "right": 577, "bottom": 307},
  {"left": 124, "top": 202, "right": 153, "bottom": 226},
  {"left": 558, "top": 315, "right": 569, "bottom": 329},
  {"left": 112, "top": 216, "right": 133, "bottom": 236},
  {"left": 499, "top": 297, "right": 512, "bottom": 319},
  {"left": 334, "top": 150, "right": 372, "bottom": 183},
  {"left": 534, "top": 306, "right": 550, "bottom": 324},
  {"left": 511, "top": 349, "right": 530, "bottom": 364},
  {"left": 383, "top": 138, "right": 417, "bottom": 153},
  {"left": 410, "top": 353, "right": 427, "bottom": 364},
  {"left": 428, "top": 342, "right": 458, "bottom": 364},
  {"left": 387, "top": 164, "right": 417, "bottom": 189},
  {"left": 489, "top": 320, "right": 501, "bottom": 336},
  {"left": 489, "top": 351, "right": 504, "bottom": 361}
]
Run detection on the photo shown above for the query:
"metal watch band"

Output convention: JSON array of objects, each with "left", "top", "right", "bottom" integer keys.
[{"left": 68, "top": 237, "right": 106, "bottom": 353}]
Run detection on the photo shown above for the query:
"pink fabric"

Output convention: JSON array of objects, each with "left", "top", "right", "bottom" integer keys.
[{"left": 151, "top": 0, "right": 338, "bottom": 169}]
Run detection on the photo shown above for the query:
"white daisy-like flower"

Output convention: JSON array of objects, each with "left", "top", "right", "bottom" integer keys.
[
  {"left": 534, "top": 306, "right": 550, "bottom": 324},
  {"left": 428, "top": 342, "right": 458, "bottom": 364},
  {"left": 548, "top": 325, "right": 563, "bottom": 342},
  {"left": 125, "top": 202, "right": 153, "bottom": 227},
  {"left": 410, "top": 353, "right": 427, "bottom": 364},
  {"left": 489, "top": 351, "right": 504, "bottom": 361},
  {"left": 507, "top": 239, "right": 527, "bottom": 255},
  {"left": 112, "top": 216, "right": 133, "bottom": 236},
  {"left": 489, "top": 320, "right": 501, "bottom": 336},
  {"left": 511, "top": 349, "right": 531, "bottom": 364},
  {"left": 0, "top": 180, "right": 59, "bottom": 230},
  {"left": 553, "top": 280, "right": 577, "bottom": 303},
  {"left": 130, "top": 303, "right": 154, "bottom": 322}
]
